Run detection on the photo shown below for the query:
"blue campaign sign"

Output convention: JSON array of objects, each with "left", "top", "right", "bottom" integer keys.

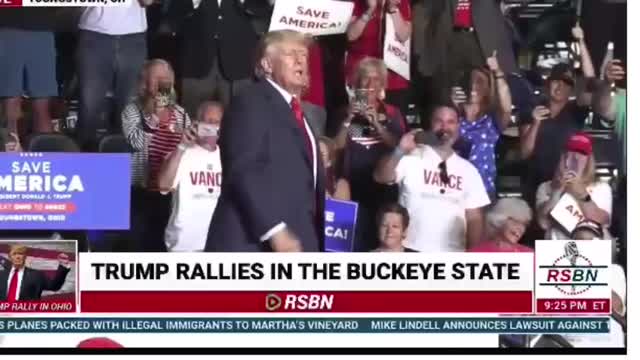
[
  {"left": 0, "top": 153, "right": 131, "bottom": 230},
  {"left": 324, "top": 198, "right": 358, "bottom": 252}
]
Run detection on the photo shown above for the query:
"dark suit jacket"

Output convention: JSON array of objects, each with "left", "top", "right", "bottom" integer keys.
[
  {"left": 0, "top": 265, "right": 70, "bottom": 301},
  {"left": 206, "top": 79, "right": 325, "bottom": 252},
  {"left": 419, "top": 0, "right": 518, "bottom": 76},
  {"left": 169, "top": 0, "right": 271, "bottom": 80}
]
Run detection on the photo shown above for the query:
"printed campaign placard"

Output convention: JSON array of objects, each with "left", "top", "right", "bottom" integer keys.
[
  {"left": 268, "top": 0, "right": 354, "bottom": 36},
  {"left": 550, "top": 193, "right": 585, "bottom": 234},
  {"left": 0, "top": 153, "right": 131, "bottom": 230},
  {"left": 324, "top": 198, "right": 358, "bottom": 252},
  {"left": 383, "top": 14, "right": 411, "bottom": 80}
]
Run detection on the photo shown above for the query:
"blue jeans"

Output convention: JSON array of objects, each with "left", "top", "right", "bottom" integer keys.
[
  {"left": 0, "top": 29, "right": 58, "bottom": 98},
  {"left": 76, "top": 30, "right": 147, "bottom": 148}
]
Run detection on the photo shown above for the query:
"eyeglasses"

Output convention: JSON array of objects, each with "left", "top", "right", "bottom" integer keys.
[{"left": 438, "top": 161, "right": 450, "bottom": 186}]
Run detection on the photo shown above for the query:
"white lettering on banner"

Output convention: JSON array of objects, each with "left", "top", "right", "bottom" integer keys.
[
  {"left": 0, "top": 161, "right": 85, "bottom": 192},
  {"left": 79, "top": 253, "right": 534, "bottom": 292},
  {"left": 325, "top": 226, "right": 348, "bottom": 239},
  {"left": 383, "top": 14, "right": 411, "bottom": 81},
  {"left": 268, "top": 0, "right": 354, "bottom": 36},
  {"left": 325, "top": 211, "right": 335, "bottom": 222}
]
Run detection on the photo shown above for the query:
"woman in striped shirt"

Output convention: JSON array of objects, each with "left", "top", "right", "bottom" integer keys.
[{"left": 122, "top": 59, "right": 191, "bottom": 251}]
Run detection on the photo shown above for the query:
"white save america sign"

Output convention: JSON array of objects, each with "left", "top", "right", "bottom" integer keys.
[
  {"left": 383, "top": 14, "right": 411, "bottom": 81},
  {"left": 269, "top": 0, "right": 354, "bottom": 36}
]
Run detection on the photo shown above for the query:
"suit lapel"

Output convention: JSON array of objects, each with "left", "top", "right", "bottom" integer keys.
[{"left": 261, "top": 80, "right": 314, "bottom": 169}]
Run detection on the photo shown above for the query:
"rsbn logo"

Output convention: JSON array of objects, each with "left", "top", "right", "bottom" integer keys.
[{"left": 539, "top": 241, "right": 607, "bottom": 296}]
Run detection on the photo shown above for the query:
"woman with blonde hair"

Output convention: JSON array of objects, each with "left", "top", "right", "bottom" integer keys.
[
  {"left": 345, "top": 0, "right": 412, "bottom": 112},
  {"left": 122, "top": 59, "right": 191, "bottom": 251},
  {"left": 536, "top": 133, "right": 611, "bottom": 240},
  {"left": 335, "top": 57, "right": 406, "bottom": 251}
]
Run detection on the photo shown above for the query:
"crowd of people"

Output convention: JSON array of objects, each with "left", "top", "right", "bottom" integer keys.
[
  {"left": 0, "top": 0, "right": 628, "bottom": 347},
  {"left": 0, "top": 1, "right": 627, "bottom": 251}
]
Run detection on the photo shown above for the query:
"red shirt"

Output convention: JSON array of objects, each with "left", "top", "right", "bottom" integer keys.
[
  {"left": 302, "top": 42, "right": 325, "bottom": 107},
  {"left": 454, "top": 0, "right": 473, "bottom": 28},
  {"left": 346, "top": 0, "right": 411, "bottom": 91},
  {"left": 147, "top": 110, "right": 183, "bottom": 191},
  {"left": 468, "top": 241, "right": 533, "bottom": 253}
]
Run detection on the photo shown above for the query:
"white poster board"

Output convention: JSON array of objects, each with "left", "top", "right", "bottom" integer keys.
[
  {"left": 383, "top": 14, "right": 411, "bottom": 81},
  {"left": 269, "top": 0, "right": 354, "bottom": 36},
  {"left": 550, "top": 193, "right": 585, "bottom": 234}
]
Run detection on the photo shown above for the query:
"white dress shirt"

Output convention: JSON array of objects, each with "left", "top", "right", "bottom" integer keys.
[
  {"left": 260, "top": 79, "right": 318, "bottom": 241},
  {"left": 6, "top": 267, "right": 24, "bottom": 301}
]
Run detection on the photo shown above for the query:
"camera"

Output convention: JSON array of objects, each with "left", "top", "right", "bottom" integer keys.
[{"left": 155, "top": 81, "right": 174, "bottom": 107}]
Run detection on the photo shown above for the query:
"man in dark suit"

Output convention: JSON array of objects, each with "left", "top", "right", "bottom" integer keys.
[
  {"left": 170, "top": 0, "right": 273, "bottom": 116},
  {"left": 417, "top": 0, "right": 518, "bottom": 103},
  {"left": 206, "top": 30, "right": 325, "bottom": 252},
  {"left": 0, "top": 245, "right": 71, "bottom": 301}
]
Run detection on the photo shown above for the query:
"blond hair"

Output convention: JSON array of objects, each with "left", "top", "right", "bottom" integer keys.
[
  {"left": 8, "top": 244, "right": 28, "bottom": 256},
  {"left": 351, "top": 57, "right": 388, "bottom": 89},
  {"left": 138, "top": 59, "right": 176, "bottom": 97},
  {"left": 553, "top": 152, "right": 598, "bottom": 187},
  {"left": 255, "top": 30, "right": 312, "bottom": 78}
]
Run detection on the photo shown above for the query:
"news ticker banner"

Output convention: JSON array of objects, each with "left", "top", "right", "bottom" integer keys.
[
  {"left": 0, "top": 0, "right": 130, "bottom": 7},
  {"left": 78, "top": 252, "right": 534, "bottom": 313},
  {"left": 0, "top": 153, "right": 131, "bottom": 229},
  {"left": 0, "top": 317, "right": 610, "bottom": 334}
]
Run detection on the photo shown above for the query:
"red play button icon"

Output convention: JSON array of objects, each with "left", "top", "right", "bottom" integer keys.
[{"left": 265, "top": 294, "right": 282, "bottom": 311}]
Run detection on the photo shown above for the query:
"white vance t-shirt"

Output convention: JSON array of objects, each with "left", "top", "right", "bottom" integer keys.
[
  {"left": 164, "top": 146, "right": 222, "bottom": 252},
  {"left": 536, "top": 180, "right": 612, "bottom": 240},
  {"left": 394, "top": 145, "right": 490, "bottom": 252}
]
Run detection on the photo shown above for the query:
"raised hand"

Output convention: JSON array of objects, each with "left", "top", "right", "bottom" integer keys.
[
  {"left": 398, "top": 130, "right": 420, "bottom": 154},
  {"left": 57, "top": 253, "right": 70, "bottom": 267},
  {"left": 572, "top": 22, "right": 585, "bottom": 41},
  {"left": 486, "top": 50, "right": 501, "bottom": 74},
  {"left": 604, "top": 59, "right": 626, "bottom": 83},
  {"left": 181, "top": 125, "right": 198, "bottom": 147},
  {"left": 531, "top": 105, "right": 551, "bottom": 123}
]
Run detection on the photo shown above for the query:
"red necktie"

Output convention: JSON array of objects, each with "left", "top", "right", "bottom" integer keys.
[
  {"left": 290, "top": 97, "right": 313, "bottom": 160},
  {"left": 7, "top": 268, "right": 19, "bottom": 302}
]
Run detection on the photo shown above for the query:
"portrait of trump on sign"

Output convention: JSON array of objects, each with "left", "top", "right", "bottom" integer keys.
[{"left": 0, "top": 241, "right": 76, "bottom": 305}]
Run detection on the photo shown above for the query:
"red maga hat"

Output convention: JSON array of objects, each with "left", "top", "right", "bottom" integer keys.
[
  {"left": 77, "top": 337, "right": 124, "bottom": 348},
  {"left": 566, "top": 132, "right": 593, "bottom": 156}
]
